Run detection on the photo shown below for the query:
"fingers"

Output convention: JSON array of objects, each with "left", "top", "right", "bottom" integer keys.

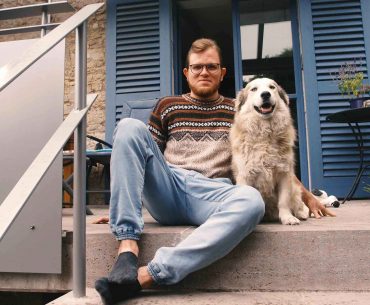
[
  {"left": 310, "top": 206, "right": 336, "bottom": 218},
  {"left": 311, "top": 209, "right": 321, "bottom": 219},
  {"left": 322, "top": 207, "right": 336, "bottom": 217},
  {"left": 92, "top": 216, "right": 109, "bottom": 224},
  {"left": 302, "top": 187, "right": 337, "bottom": 219}
]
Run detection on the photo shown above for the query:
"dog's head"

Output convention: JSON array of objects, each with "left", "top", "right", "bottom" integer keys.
[{"left": 235, "top": 78, "right": 289, "bottom": 119}]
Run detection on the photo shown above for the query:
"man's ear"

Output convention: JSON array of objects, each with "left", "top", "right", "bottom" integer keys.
[
  {"left": 277, "top": 85, "right": 289, "bottom": 105},
  {"left": 221, "top": 67, "right": 227, "bottom": 81},
  {"left": 183, "top": 68, "right": 189, "bottom": 79}
]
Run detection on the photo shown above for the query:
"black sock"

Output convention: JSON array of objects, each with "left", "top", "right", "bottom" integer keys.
[
  {"left": 95, "top": 277, "right": 142, "bottom": 305},
  {"left": 108, "top": 251, "right": 138, "bottom": 285},
  {"left": 95, "top": 277, "right": 114, "bottom": 305}
]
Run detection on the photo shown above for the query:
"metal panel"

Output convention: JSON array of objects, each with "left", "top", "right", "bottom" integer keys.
[
  {"left": 0, "top": 94, "right": 97, "bottom": 242},
  {"left": 0, "top": 39, "right": 64, "bottom": 273},
  {"left": 300, "top": 0, "right": 370, "bottom": 197}
]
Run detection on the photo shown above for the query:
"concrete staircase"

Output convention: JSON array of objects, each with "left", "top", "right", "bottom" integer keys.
[{"left": 2, "top": 201, "right": 370, "bottom": 304}]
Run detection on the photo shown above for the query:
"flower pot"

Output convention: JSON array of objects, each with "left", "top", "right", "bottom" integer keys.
[{"left": 349, "top": 97, "right": 369, "bottom": 109}]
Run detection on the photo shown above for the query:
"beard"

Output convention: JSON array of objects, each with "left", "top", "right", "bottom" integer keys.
[{"left": 188, "top": 80, "right": 221, "bottom": 99}]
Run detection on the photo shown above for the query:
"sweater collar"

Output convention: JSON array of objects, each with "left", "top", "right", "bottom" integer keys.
[{"left": 182, "top": 93, "right": 224, "bottom": 107}]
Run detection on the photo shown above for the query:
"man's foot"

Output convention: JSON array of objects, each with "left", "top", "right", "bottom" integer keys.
[
  {"left": 108, "top": 251, "right": 138, "bottom": 285},
  {"left": 95, "top": 278, "right": 114, "bottom": 305},
  {"left": 95, "top": 277, "right": 142, "bottom": 305}
]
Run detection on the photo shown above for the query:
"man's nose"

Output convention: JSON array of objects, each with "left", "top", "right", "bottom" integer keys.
[
  {"left": 199, "top": 66, "right": 210, "bottom": 75},
  {"left": 261, "top": 91, "right": 271, "bottom": 100}
]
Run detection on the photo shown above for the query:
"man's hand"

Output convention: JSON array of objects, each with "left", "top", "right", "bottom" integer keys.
[
  {"left": 92, "top": 216, "right": 109, "bottom": 224},
  {"left": 304, "top": 192, "right": 336, "bottom": 218},
  {"left": 294, "top": 177, "right": 336, "bottom": 218}
]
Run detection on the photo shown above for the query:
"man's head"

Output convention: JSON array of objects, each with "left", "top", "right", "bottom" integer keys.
[{"left": 183, "top": 38, "right": 227, "bottom": 100}]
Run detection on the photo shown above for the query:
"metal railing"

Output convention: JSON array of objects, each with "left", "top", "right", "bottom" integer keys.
[
  {"left": 0, "top": 0, "right": 75, "bottom": 37},
  {"left": 0, "top": 2, "right": 104, "bottom": 297}
]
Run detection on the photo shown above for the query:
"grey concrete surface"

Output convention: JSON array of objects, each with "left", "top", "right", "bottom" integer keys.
[
  {"left": 2, "top": 201, "right": 370, "bottom": 293},
  {"left": 48, "top": 288, "right": 370, "bottom": 305},
  {"left": 83, "top": 201, "right": 370, "bottom": 291}
]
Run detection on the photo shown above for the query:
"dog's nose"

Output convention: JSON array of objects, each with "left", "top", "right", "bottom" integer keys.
[{"left": 261, "top": 91, "right": 271, "bottom": 100}]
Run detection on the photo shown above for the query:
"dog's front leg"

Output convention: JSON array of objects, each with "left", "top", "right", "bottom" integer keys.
[
  {"left": 233, "top": 155, "right": 255, "bottom": 186},
  {"left": 277, "top": 173, "right": 300, "bottom": 225}
]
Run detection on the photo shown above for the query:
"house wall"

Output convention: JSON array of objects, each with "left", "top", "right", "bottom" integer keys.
[{"left": 0, "top": 0, "right": 107, "bottom": 144}]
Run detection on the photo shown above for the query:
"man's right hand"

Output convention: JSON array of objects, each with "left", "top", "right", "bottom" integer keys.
[{"left": 92, "top": 216, "right": 109, "bottom": 224}]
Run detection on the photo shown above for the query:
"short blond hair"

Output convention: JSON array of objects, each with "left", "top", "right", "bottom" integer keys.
[{"left": 186, "top": 38, "right": 223, "bottom": 67}]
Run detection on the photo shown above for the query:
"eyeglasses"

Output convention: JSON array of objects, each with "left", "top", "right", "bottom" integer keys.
[{"left": 189, "top": 63, "right": 220, "bottom": 75}]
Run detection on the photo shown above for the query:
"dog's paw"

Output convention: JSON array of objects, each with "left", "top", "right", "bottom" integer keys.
[{"left": 280, "top": 215, "right": 300, "bottom": 225}]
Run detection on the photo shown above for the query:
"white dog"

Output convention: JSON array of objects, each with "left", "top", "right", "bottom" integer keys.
[{"left": 230, "top": 78, "right": 309, "bottom": 225}]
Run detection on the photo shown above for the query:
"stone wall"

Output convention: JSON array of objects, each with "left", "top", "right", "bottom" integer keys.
[{"left": 0, "top": 0, "right": 107, "bottom": 144}]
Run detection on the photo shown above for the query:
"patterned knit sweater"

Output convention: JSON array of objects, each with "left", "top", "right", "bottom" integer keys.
[{"left": 148, "top": 94, "right": 235, "bottom": 180}]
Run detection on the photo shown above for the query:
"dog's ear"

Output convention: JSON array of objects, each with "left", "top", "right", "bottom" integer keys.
[
  {"left": 235, "top": 88, "right": 248, "bottom": 111},
  {"left": 277, "top": 85, "right": 289, "bottom": 105}
]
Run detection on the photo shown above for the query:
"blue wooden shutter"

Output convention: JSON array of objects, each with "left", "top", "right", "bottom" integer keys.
[
  {"left": 300, "top": 0, "right": 370, "bottom": 197},
  {"left": 106, "top": 0, "right": 172, "bottom": 142}
]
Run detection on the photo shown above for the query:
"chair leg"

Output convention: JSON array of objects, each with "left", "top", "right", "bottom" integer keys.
[
  {"left": 63, "top": 166, "right": 94, "bottom": 215},
  {"left": 63, "top": 173, "right": 73, "bottom": 206},
  {"left": 86, "top": 206, "right": 94, "bottom": 215},
  {"left": 86, "top": 160, "right": 93, "bottom": 205},
  {"left": 63, "top": 180, "right": 73, "bottom": 197},
  {"left": 103, "top": 164, "right": 111, "bottom": 204},
  {"left": 86, "top": 162, "right": 94, "bottom": 215}
]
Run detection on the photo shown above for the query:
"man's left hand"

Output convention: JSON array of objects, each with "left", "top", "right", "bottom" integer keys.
[
  {"left": 305, "top": 194, "right": 336, "bottom": 218},
  {"left": 295, "top": 176, "right": 336, "bottom": 218}
]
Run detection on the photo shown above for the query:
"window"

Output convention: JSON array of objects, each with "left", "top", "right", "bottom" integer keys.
[{"left": 239, "top": 0, "right": 295, "bottom": 93}]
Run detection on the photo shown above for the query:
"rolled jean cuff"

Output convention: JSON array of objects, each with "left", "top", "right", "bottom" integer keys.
[
  {"left": 111, "top": 227, "right": 141, "bottom": 241},
  {"left": 147, "top": 261, "right": 165, "bottom": 285}
]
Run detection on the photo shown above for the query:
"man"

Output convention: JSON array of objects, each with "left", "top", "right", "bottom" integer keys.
[{"left": 95, "top": 38, "right": 335, "bottom": 304}]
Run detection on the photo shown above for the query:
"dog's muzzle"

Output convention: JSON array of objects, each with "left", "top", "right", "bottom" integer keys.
[{"left": 254, "top": 101, "right": 275, "bottom": 115}]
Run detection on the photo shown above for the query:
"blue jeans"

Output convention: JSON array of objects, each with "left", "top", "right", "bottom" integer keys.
[{"left": 109, "top": 118, "right": 265, "bottom": 285}]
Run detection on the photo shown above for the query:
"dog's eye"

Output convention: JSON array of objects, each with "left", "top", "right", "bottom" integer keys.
[
  {"left": 251, "top": 87, "right": 257, "bottom": 92},
  {"left": 269, "top": 85, "right": 276, "bottom": 90}
]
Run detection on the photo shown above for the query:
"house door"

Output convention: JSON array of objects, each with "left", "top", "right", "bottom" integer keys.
[
  {"left": 175, "top": 0, "right": 307, "bottom": 183},
  {"left": 175, "top": 0, "right": 236, "bottom": 98},
  {"left": 233, "top": 0, "right": 308, "bottom": 183}
]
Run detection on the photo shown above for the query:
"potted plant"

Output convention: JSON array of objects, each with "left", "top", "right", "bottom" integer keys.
[
  {"left": 333, "top": 61, "right": 370, "bottom": 108},
  {"left": 363, "top": 181, "right": 370, "bottom": 193}
]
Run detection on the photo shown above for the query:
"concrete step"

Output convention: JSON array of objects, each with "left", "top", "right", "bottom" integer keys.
[
  {"left": 1, "top": 201, "right": 370, "bottom": 293},
  {"left": 48, "top": 289, "right": 370, "bottom": 305},
  {"left": 89, "top": 201, "right": 370, "bottom": 292}
]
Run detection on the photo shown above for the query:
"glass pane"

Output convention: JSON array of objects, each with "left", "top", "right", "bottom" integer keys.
[
  {"left": 263, "top": 21, "right": 292, "bottom": 58},
  {"left": 241, "top": 25, "right": 258, "bottom": 60},
  {"left": 239, "top": 0, "right": 295, "bottom": 94}
]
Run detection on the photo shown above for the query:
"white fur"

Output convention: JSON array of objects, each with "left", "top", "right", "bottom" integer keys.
[{"left": 230, "top": 78, "right": 309, "bottom": 225}]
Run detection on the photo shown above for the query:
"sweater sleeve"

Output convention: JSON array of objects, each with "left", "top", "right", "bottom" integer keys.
[{"left": 148, "top": 98, "right": 167, "bottom": 153}]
